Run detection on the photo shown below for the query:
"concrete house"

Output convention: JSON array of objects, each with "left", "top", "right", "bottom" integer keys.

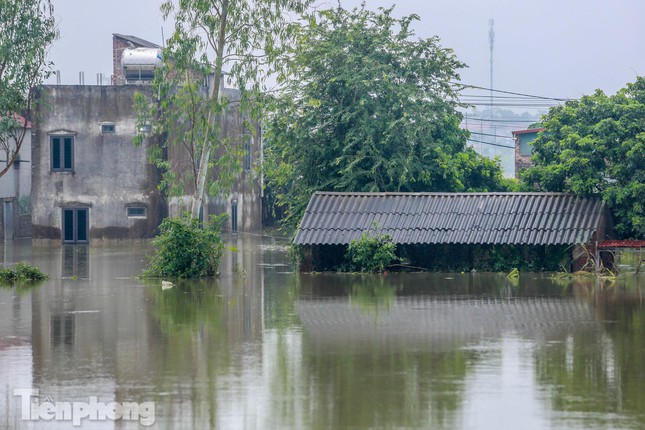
[
  {"left": 31, "top": 85, "right": 166, "bottom": 242},
  {"left": 294, "top": 192, "right": 613, "bottom": 272},
  {"left": 30, "top": 33, "right": 263, "bottom": 242},
  {"left": 166, "top": 83, "right": 263, "bottom": 233},
  {"left": 112, "top": 33, "right": 263, "bottom": 233}
]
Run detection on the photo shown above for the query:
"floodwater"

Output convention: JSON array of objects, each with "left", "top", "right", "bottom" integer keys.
[{"left": 1, "top": 237, "right": 645, "bottom": 429}]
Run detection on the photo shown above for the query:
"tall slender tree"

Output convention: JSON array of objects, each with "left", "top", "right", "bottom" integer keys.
[
  {"left": 135, "top": 0, "right": 313, "bottom": 219},
  {"left": 0, "top": 0, "right": 57, "bottom": 176}
]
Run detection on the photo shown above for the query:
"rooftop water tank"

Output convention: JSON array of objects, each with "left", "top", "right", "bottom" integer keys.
[{"left": 121, "top": 48, "right": 162, "bottom": 83}]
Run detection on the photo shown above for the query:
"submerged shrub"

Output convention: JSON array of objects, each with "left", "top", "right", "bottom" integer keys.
[
  {"left": 143, "top": 215, "right": 226, "bottom": 279},
  {"left": 14, "top": 262, "right": 49, "bottom": 280},
  {"left": 0, "top": 262, "right": 48, "bottom": 284},
  {"left": 345, "top": 223, "right": 398, "bottom": 273},
  {"left": 0, "top": 268, "right": 16, "bottom": 283}
]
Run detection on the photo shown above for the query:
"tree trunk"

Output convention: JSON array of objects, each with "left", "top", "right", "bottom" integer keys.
[{"left": 189, "top": 0, "right": 229, "bottom": 220}]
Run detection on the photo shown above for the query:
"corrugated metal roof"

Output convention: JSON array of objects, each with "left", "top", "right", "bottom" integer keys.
[
  {"left": 293, "top": 192, "right": 605, "bottom": 246},
  {"left": 113, "top": 33, "right": 161, "bottom": 49}
]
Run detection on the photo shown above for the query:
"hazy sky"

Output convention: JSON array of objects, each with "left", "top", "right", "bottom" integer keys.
[{"left": 47, "top": 0, "right": 645, "bottom": 101}]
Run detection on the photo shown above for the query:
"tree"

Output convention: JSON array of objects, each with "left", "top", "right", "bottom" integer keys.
[
  {"left": 0, "top": 0, "right": 56, "bottom": 176},
  {"left": 264, "top": 5, "right": 506, "bottom": 227},
  {"left": 522, "top": 77, "right": 645, "bottom": 239},
  {"left": 135, "top": 0, "right": 313, "bottom": 219}
]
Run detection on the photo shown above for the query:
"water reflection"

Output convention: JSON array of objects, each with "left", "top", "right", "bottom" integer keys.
[
  {"left": 0, "top": 239, "right": 644, "bottom": 429},
  {"left": 530, "top": 281, "right": 645, "bottom": 429},
  {"left": 62, "top": 245, "right": 89, "bottom": 279}
]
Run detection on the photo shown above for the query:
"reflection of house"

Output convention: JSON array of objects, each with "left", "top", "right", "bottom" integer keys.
[
  {"left": 297, "top": 295, "right": 599, "bottom": 350},
  {"left": 294, "top": 192, "right": 613, "bottom": 271},
  {"left": 513, "top": 128, "right": 544, "bottom": 177}
]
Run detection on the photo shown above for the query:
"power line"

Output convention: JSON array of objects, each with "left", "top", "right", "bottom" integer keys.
[
  {"left": 462, "top": 117, "right": 538, "bottom": 123},
  {"left": 462, "top": 102, "right": 559, "bottom": 108},
  {"left": 461, "top": 94, "right": 561, "bottom": 100},
  {"left": 453, "top": 82, "right": 573, "bottom": 102},
  {"left": 467, "top": 138, "right": 514, "bottom": 149},
  {"left": 467, "top": 131, "right": 515, "bottom": 140}
]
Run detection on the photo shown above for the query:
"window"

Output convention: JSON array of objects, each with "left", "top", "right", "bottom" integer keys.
[
  {"left": 63, "top": 208, "right": 88, "bottom": 243},
  {"left": 138, "top": 123, "right": 151, "bottom": 134},
  {"left": 519, "top": 134, "right": 535, "bottom": 156},
  {"left": 51, "top": 136, "right": 74, "bottom": 171},
  {"left": 101, "top": 123, "right": 115, "bottom": 134},
  {"left": 243, "top": 134, "right": 252, "bottom": 171},
  {"left": 127, "top": 207, "right": 147, "bottom": 218}
]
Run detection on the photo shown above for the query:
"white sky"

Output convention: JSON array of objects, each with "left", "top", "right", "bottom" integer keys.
[{"left": 47, "top": 0, "right": 645, "bottom": 99}]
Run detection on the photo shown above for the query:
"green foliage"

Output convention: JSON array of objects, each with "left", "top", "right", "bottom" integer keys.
[
  {"left": 345, "top": 224, "right": 398, "bottom": 272},
  {"left": 264, "top": 5, "right": 506, "bottom": 226},
  {"left": 0, "top": 262, "right": 48, "bottom": 283},
  {"left": 0, "top": 0, "right": 57, "bottom": 178},
  {"left": 134, "top": 0, "right": 313, "bottom": 218},
  {"left": 522, "top": 77, "right": 645, "bottom": 239},
  {"left": 143, "top": 215, "right": 226, "bottom": 278}
]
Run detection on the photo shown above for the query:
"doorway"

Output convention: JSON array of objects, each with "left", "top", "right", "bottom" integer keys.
[{"left": 62, "top": 208, "right": 89, "bottom": 243}]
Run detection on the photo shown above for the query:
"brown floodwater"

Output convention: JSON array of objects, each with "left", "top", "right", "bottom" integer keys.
[{"left": 1, "top": 236, "right": 644, "bottom": 429}]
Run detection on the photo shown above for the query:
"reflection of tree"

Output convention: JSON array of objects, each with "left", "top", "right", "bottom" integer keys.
[
  {"left": 145, "top": 279, "right": 230, "bottom": 424},
  {"left": 533, "top": 277, "right": 645, "bottom": 427},
  {"left": 263, "top": 272, "right": 301, "bottom": 330},
  {"left": 349, "top": 276, "right": 396, "bottom": 315},
  {"left": 302, "top": 346, "right": 475, "bottom": 429},
  {"left": 0, "top": 280, "right": 45, "bottom": 295},
  {"left": 296, "top": 273, "right": 497, "bottom": 429},
  {"left": 147, "top": 279, "right": 227, "bottom": 337}
]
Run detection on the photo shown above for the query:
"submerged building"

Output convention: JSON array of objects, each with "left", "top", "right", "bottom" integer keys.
[
  {"left": 30, "top": 33, "right": 262, "bottom": 243},
  {"left": 31, "top": 85, "right": 166, "bottom": 242},
  {"left": 294, "top": 192, "right": 613, "bottom": 272}
]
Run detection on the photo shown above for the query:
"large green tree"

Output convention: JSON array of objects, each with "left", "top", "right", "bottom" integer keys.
[
  {"left": 0, "top": 0, "right": 56, "bottom": 176},
  {"left": 264, "top": 5, "right": 505, "bottom": 226},
  {"left": 135, "top": 0, "right": 312, "bottom": 219},
  {"left": 522, "top": 77, "right": 645, "bottom": 239}
]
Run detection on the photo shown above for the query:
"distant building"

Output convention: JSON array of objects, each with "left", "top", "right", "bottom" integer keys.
[{"left": 512, "top": 128, "right": 544, "bottom": 178}]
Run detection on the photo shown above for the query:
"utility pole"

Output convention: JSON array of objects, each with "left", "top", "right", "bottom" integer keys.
[{"left": 488, "top": 18, "right": 495, "bottom": 156}]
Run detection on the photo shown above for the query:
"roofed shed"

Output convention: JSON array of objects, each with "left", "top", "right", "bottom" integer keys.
[{"left": 294, "top": 192, "right": 613, "bottom": 272}]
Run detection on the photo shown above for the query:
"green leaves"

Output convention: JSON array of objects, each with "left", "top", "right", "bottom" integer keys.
[
  {"left": 0, "top": 0, "right": 57, "bottom": 177},
  {"left": 523, "top": 77, "right": 645, "bottom": 238},
  {"left": 345, "top": 223, "right": 398, "bottom": 273},
  {"left": 136, "top": 0, "right": 314, "bottom": 218},
  {"left": 264, "top": 5, "right": 505, "bottom": 227},
  {"left": 142, "top": 215, "right": 226, "bottom": 278},
  {"left": 0, "top": 262, "right": 48, "bottom": 284}
]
